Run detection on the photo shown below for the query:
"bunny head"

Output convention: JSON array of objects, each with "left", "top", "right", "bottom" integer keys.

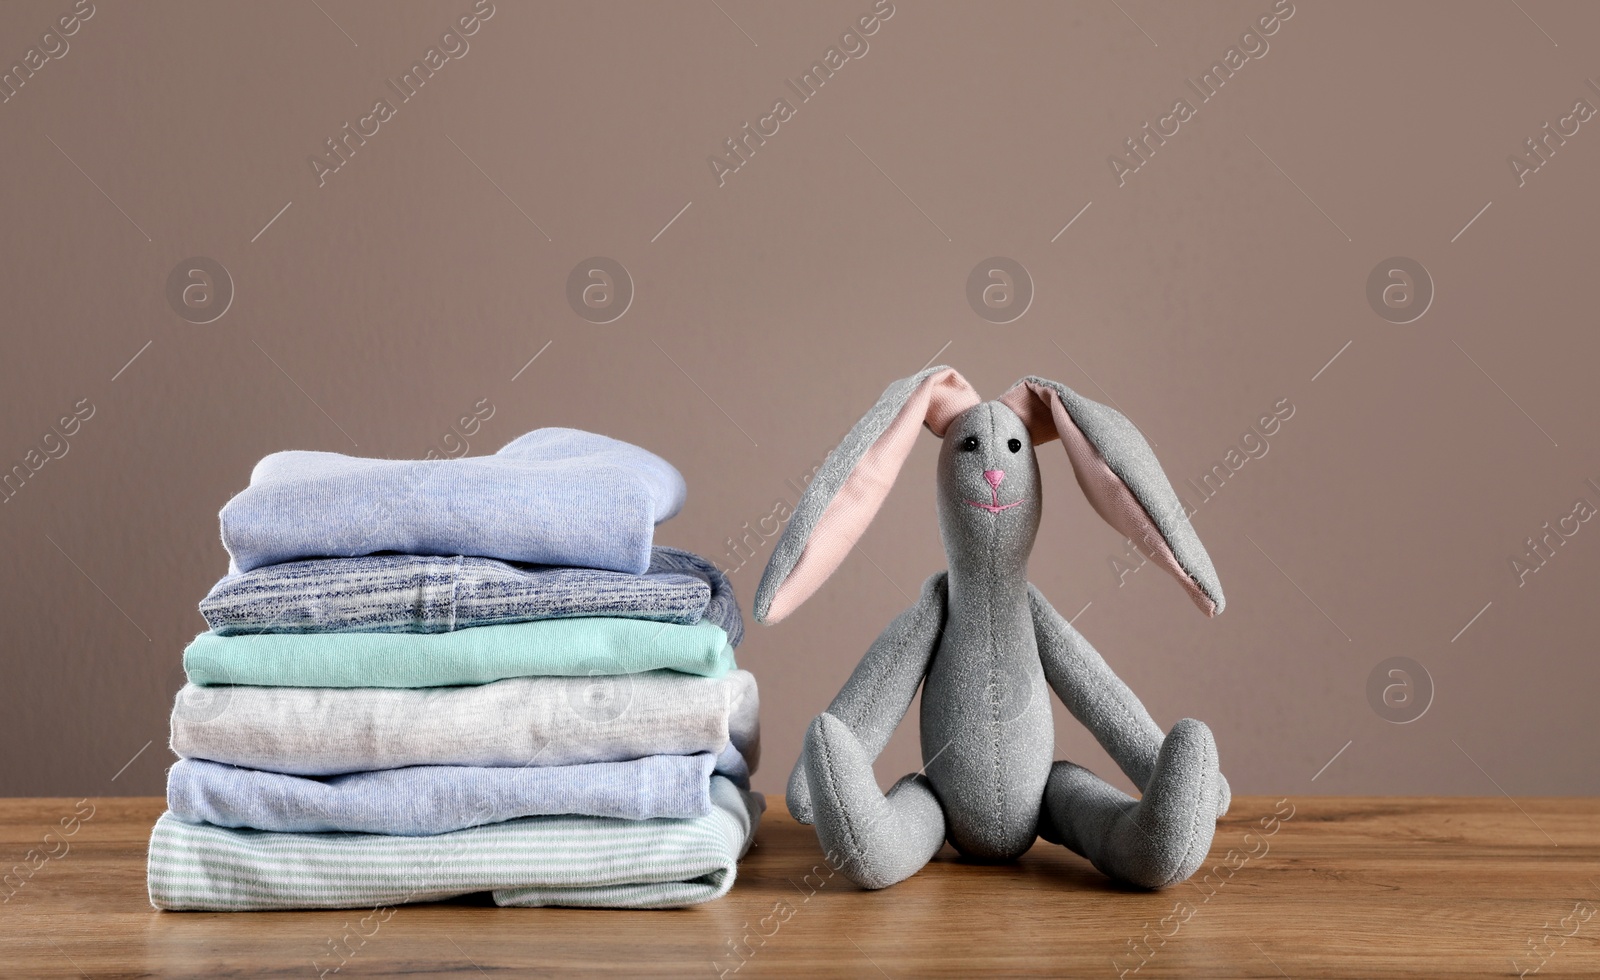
[
  {"left": 934, "top": 399, "right": 1043, "bottom": 583},
  {"left": 753, "top": 365, "right": 1223, "bottom": 624}
]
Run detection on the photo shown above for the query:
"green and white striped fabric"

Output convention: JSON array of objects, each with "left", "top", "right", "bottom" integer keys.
[{"left": 148, "top": 777, "right": 762, "bottom": 911}]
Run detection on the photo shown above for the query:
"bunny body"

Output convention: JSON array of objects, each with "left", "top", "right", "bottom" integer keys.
[
  {"left": 919, "top": 402, "right": 1054, "bottom": 860},
  {"left": 921, "top": 579, "right": 1053, "bottom": 860},
  {"left": 757, "top": 370, "right": 1230, "bottom": 891}
]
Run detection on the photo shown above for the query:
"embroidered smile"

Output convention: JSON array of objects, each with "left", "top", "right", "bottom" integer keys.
[
  {"left": 967, "top": 467, "right": 1023, "bottom": 513},
  {"left": 966, "top": 489, "right": 1025, "bottom": 514}
]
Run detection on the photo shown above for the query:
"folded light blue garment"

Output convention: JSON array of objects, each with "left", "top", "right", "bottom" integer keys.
[
  {"left": 149, "top": 776, "right": 763, "bottom": 911},
  {"left": 184, "top": 616, "right": 735, "bottom": 688},
  {"left": 220, "top": 428, "right": 686, "bottom": 574},
  {"left": 198, "top": 546, "right": 743, "bottom": 645},
  {"left": 167, "top": 753, "right": 747, "bottom": 834}
]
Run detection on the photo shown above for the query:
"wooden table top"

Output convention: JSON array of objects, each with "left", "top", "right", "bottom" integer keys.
[{"left": 1, "top": 795, "right": 1597, "bottom": 978}]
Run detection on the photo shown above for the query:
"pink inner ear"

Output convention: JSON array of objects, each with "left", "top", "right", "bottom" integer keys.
[
  {"left": 999, "top": 382, "right": 1216, "bottom": 616},
  {"left": 765, "top": 369, "right": 981, "bottom": 623}
]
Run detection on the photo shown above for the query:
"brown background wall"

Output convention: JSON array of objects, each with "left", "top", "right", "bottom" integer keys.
[{"left": 3, "top": 0, "right": 1597, "bottom": 801}]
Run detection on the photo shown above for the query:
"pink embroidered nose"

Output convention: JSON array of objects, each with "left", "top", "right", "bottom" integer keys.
[{"left": 984, "top": 469, "right": 1005, "bottom": 491}]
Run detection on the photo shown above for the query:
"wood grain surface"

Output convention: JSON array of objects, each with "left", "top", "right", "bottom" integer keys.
[{"left": 1, "top": 795, "right": 1597, "bottom": 978}]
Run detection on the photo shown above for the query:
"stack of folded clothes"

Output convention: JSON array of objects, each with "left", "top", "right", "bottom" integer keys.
[{"left": 148, "top": 429, "right": 762, "bottom": 911}]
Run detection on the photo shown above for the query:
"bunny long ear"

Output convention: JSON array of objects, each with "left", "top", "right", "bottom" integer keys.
[
  {"left": 999, "top": 376, "right": 1225, "bottom": 617},
  {"left": 755, "top": 366, "right": 981, "bottom": 624}
]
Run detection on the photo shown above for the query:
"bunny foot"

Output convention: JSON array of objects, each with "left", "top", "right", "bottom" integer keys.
[
  {"left": 803, "top": 712, "right": 947, "bottom": 890},
  {"left": 1038, "top": 718, "right": 1222, "bottom": 889}
]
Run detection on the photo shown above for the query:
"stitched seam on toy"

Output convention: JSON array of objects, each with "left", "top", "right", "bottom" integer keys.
[
  {"left": 856, "top": 573, "right": 938, "bottom": 753},
  {"left": 1160, "top": 733, "right": 1215, "bottom": 888},
  {"left": 1069, "top": 617, "right": 1155, "bottom": 788},
  {"left": 1106, "top": 693, "right": 1153, "bottom": 787},
  {"left": 988, "top": 412, "right": 1003, "bottom": 845},
  {"left": 816, "top": 727, "right": 865, "bottom": 871}
]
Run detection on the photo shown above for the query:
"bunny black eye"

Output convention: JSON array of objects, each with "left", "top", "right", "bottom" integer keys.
[
  {"left": 960, "top": 435, "right": 980, "bottom": 452},
  {"left": 1007, "top": 438, "right": 1022, "bottom": 453}
]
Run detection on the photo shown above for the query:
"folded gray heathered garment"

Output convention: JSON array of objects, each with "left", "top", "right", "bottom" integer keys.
[{"left": 199, "top": 546, "right": 742, "bottom": 646}]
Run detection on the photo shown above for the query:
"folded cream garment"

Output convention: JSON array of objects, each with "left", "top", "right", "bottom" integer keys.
[
  {"left": 149, "top": 776, "right": 763, "bottom": 911},
  {"left": 169, "top": 670, "right": 759, "bottom": 776}
]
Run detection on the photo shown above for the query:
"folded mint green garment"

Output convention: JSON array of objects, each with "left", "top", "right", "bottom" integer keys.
[
  {"left": 148, "top": 776, "right": 763, "bottom": 911},
  {"left": 183, "top": 617, "right": 734, "bottom": 688}
]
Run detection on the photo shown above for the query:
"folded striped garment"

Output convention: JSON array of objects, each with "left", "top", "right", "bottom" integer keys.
[
  {"left": 199, "top": 546, "right": 743, "bottom": 644},
  {"left": 168, "top": 752, "right": 749, "bottom": 834},
  {"left": 220, "top": 428, "right": 686, "bottom": 575},
  {"left": 171, "top": 670, "right": 760, "bottom": 776},
  {"left": 149, "top": 776, "right": 762, "bottom": 910},
  {"left": 183, "top": 617, "right": 735, "bottom": 688}
]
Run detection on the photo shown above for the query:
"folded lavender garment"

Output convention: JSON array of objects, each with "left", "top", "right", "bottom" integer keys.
[
  {"left": 219, "top": 428, "right": 686, "bottom": 574},
  {"left": 169, "top": 669, "right": 760, "bottom": 777},
  {"left": 198, "top": 546, "right": 742, "bottom": 645},
  {"left": 167, "top": 753, "right": 750, "bottom": 834}
]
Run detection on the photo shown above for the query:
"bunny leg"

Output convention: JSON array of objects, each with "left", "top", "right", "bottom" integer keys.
[
  {"left": 804, "top": 712, "right": 947, "bottom": 890},
  {"left": 1037, "top": 718, "right": 1222, "bottom": 889},
  {"left": 786, "top": 571, "right": 949, "bottom": 825}
]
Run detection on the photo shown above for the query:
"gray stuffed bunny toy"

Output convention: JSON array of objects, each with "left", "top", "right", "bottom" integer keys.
[{"left": 753, "top": 366, "right": 1230, "bottom": 891}]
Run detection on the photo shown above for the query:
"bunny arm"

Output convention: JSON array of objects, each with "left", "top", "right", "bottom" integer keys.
[
  {"left": 1027, "top": 584, "right": 1168, "bottom": 790},
  {"left": 1029, "top": 583, "right": 1232, "bottom": 816},
  {"left": 785, "top": 571, "right": 948, "bottom": 823}
]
